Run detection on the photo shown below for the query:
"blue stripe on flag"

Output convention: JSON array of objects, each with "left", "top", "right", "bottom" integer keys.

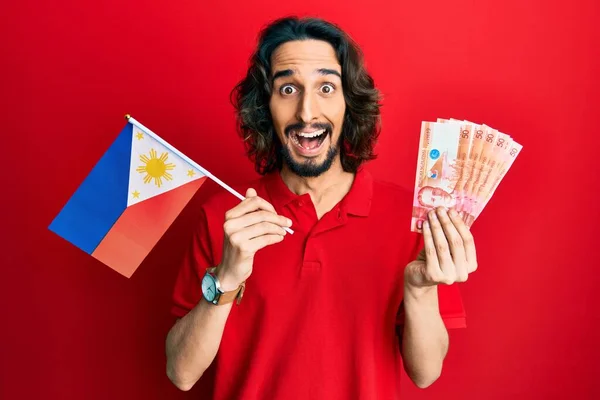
[{"left": 49, "top": 123, "right": 133, "bottom": 254}]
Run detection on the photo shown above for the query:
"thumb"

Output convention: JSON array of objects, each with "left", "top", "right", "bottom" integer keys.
[
  {"left": 416, "top": 248, "right": 427, "bottom": 262},
  {"left": 405, "top": 260, "right": 429, "bottom": 288},
  {"left": 245, "top": 188, "right": 257, "bottom": 198}
]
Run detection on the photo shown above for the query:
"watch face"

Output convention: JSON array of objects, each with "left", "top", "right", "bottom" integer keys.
[{"left": 201, "top": 273, "right": 217, "bottom": 302}]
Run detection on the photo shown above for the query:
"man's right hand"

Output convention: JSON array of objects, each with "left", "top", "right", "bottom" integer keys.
[{"left": 216, "top": 188, "right": 292, "bottom": 291}]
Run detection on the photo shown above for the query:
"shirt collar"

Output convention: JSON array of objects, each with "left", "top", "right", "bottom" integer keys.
[
  {"left": 340, "top": 166, "right": 373, "bottom": 217},
  {"left": 264, "top": 166, "right": 373, "bottom": 217}
]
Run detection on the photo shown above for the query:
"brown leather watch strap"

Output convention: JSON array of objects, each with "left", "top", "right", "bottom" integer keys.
[{"left": 217, "top": 282, "right": 246, "bottom": 305}]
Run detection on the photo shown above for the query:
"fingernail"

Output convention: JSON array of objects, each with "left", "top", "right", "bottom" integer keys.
[
  {"left": 449, "top": 209, "right": 457, "bottom": 217},
  {"left": 429, "top": 210, "right": 437, "bottom": 219},
  {"left": 287, "top": 218, "right": 293, "bottom": 226},
  {"left": 423, "top": 220, "right": 429, "bottom": 228}
]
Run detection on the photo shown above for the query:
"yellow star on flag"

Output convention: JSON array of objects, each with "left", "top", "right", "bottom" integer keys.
[
  {"left": 132, "top": 190, "right": 140, "bottom": 198},
  {"left": 187, "top": 169, "right": 195, "bottom": 177},
  {"left": 135, "top": 132, "right": 144, "bottom": 140}
]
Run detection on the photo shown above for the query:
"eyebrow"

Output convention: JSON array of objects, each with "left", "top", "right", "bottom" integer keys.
[{"left": 271, "top": 68, "right": 342, "bottom": 84}]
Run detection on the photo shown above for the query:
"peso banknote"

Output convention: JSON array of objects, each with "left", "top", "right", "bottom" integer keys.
[
  {"left": 462, "top": 124, "right": 498, "bottom": 220},
  {"left": 411, "top": 118, "right": 522, "bottom": 232},
  {"left": 411, "top": 121, "right": 462, "bottom": 232},
  {"left": 464, "top": 132, "right": 512, "bottom": 226},
  {"left": 439, "top": 118, "right": 475, "bottom": 213},
  {"left": 471, "top": 140, "right": 523, "bottom": 222}
]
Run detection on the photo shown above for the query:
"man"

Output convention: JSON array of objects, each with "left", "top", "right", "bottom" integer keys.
[{"left": 166, "top": 16, "right": 477, "bottom": 399}]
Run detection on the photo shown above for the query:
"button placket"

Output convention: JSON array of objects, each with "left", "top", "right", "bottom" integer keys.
[{"left": 301, "top": 235, "right": 321, "bottom": 273}]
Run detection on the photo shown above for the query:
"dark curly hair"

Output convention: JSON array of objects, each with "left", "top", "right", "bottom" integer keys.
[{"left": 230, "top": 16, "right": 382, "bottom": 175}]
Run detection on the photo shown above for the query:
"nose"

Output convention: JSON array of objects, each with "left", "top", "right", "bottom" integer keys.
[{"left": 296, "top": 91, "right": 320, "bottom": 124}]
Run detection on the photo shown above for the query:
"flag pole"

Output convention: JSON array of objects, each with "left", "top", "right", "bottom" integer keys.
[{"left": 124, "top": 114, "right": 294, "bottom": 235}]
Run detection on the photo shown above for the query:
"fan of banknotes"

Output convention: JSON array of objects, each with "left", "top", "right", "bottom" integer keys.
[{"left": 411, "top": 118, "right": 523, "bottom": 232}]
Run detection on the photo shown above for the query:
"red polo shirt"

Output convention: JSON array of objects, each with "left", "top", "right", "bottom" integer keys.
[{"left": 171, "top": 167, "right": 466, "bottom": 400}]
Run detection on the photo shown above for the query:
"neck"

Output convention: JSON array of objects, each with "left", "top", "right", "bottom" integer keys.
[{"left": 280, "top": 159, "right": 354, "bottom": 219}]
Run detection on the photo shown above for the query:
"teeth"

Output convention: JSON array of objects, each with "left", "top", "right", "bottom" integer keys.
[
  {"left": 291, "top": 132, "right": 324, "bottom": 150},
  {"left": 297, "top": 129, "right": 326, "bottom": 138}
]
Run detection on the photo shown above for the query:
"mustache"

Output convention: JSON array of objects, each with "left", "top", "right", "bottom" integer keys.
[{"left": 284, "top": 122, "right": 332, "bottom": 137}]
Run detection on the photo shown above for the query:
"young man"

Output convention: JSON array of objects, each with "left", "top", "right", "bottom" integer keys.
[{"left": 166, "top": 16, "right": 477, "bottom": 399}]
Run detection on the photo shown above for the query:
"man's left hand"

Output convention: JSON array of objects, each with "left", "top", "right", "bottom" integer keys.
[{"left": 405, "top": 207, "right": 478, "bottom": 291}]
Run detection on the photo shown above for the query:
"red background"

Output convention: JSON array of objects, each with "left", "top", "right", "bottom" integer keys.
[{"left": 2, "top": 0, "right": 598, "bottom": 399}]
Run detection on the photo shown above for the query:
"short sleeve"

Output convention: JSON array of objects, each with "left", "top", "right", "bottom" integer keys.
[
  {"left": 171, "top": 206, "right": 215, "bottom": 318},
  {"left": 396, "top": 233, "right": 467, "bottom": 329}
]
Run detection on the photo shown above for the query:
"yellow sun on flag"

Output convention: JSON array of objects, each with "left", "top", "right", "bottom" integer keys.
[{"left": 136, "top": 148, "right": 175, "bottom": 188}]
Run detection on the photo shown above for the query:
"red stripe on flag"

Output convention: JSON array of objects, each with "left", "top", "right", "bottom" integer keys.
[{"left": 91, "top": 177, "right": 207, "bottom": 277}]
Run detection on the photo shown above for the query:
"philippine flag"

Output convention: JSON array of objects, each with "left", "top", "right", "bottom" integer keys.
[{"left": 49, "top": 117, "right": 208, "bottom": 278}]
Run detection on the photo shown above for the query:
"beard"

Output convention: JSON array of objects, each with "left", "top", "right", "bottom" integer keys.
[{"left": 279, "top": 136, "right": 340, "bottom": 178}]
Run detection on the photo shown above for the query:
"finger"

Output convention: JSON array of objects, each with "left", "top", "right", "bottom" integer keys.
[
  {"left": 450, "top": 209, "right": 478, "bottom": 272},
  {"left": 226, "top": 190, "right": 277, "bottom": 219},
  {"left": 231, "top": 221, "right": 288, "bottom": 243},
  {"left": 246, "top": 188, "right": 257, "bottom": 198},
  {"left": 225, "top": 210, "right": 292, "bottom": 233},
  {"left": 438, "top": 208, "right": 468, "bottom": 281},
  {"left": 464, "top": 213, "right": 475, "bottom": 230},
  {"left": 422, "top": 219, "right": 443, "bottom": 282},
  {"left": 247, "top": 234, "right": 285, "bottom": 253},
  {"left": 428, "top": 209, "right": 454, "bottom": 276}
]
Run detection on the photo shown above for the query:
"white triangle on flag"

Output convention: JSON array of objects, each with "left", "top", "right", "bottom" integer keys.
[{"left": 127, "top": 125, "right": 205, "bottom": 207}]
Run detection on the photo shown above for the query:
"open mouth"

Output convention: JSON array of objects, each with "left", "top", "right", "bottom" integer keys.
[{"left": 290, "top": 128, "right": 330, "bottom": 152}]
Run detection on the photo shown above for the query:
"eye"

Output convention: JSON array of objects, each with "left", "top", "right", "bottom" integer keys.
[
  {"left": 320, "top": 83, "right": 335, "bottom": 94},
  {"left": 280, "top": 85, "right": 297, "bottom": 95}
]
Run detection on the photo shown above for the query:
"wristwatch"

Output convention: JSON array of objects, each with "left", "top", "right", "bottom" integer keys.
[{"left": 201, "top": 267, "right": 245, "bottom": 305}]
